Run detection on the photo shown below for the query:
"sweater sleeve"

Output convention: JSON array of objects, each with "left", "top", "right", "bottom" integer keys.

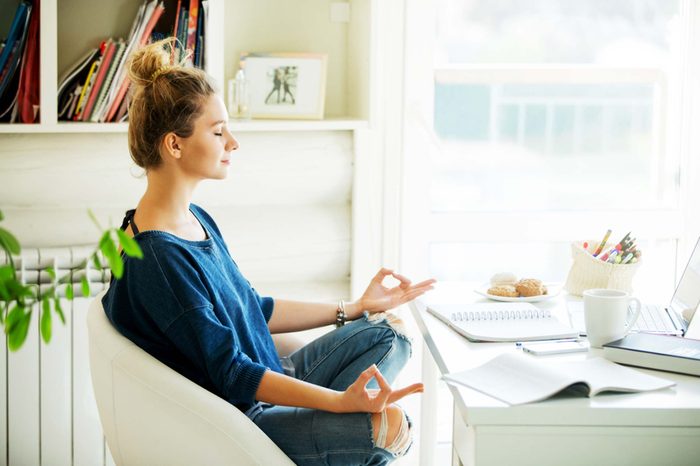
[
  {"left": 130, "top": 240, "right": 267, "bottom": 406},
  {"left": 251, "top": 288, "right": 275, "bottom": 322},
  {"left": 165, "top": 306, "right": 268, "bottom": 405}
]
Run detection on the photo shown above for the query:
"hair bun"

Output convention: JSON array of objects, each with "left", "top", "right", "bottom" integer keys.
[
  {"left": 150, "top": 65, "right": 173, "bottom": 82},
  {"left": 128, "top": 37, "right": 177, "bottom": 87}
]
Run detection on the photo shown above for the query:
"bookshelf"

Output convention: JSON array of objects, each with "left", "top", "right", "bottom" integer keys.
[{"left": 0, "top": 0, "right": 373, "bottom": 132}]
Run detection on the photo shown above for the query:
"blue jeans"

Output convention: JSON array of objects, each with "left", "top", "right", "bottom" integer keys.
[{"left": 246, "top": 312, "right": 413, "bottom": 466}]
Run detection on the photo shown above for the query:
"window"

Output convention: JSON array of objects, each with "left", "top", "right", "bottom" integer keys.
[
  {"left": 403, "top": 0, "right": 688, "bottom": 301},
  {"left": 401, "top": 3, "right": 700, "bottom": 461}
]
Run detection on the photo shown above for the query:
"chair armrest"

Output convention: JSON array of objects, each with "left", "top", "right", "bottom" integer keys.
[{"left": 108, "top": 345, "right": 295, "bottom": 465}]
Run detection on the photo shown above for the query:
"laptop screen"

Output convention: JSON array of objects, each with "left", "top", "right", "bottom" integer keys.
[{"left": 669, "top": 237, "right": 700, "bottom": 324}]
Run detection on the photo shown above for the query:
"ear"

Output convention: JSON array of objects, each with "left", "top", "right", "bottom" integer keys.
[{"left": 161, "top": 132, "right": 183, "bottom": 160}]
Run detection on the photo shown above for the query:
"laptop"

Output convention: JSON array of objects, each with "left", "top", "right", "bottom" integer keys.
[{"left": 569, "top": 236, "right": 700, "bottom": 337}]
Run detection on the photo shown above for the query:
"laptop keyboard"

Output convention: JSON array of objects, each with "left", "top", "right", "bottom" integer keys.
[
  {"left": 566, "top": 301, "right": 682, "bottom": 335},
  {"left": 632, "top": 304, "right": 675, "bottom": 332}
]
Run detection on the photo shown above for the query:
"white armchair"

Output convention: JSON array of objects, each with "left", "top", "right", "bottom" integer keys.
[{"left": 87, "top": 292, "right": 295, "bottom": 466}]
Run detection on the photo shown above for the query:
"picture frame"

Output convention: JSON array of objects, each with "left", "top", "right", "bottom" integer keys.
[{"left": 240, "top": 52, "right": 328, "bottom": 120}]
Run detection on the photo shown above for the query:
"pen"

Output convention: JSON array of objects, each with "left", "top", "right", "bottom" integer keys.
[
  {"left": 616, "top": 232, "right": 631, "bottom": 249},
  {"left": 592, "top": 229, "right": 612, "bottom": 257}
]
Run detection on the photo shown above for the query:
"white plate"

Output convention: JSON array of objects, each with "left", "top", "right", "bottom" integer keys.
[{"left": 474, "top": 282, "right": 562, "bottom": 303}]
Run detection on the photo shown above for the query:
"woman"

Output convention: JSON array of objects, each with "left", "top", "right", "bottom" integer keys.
[{"left": 102, "top": 38, "right": 435, "bottom": 465}]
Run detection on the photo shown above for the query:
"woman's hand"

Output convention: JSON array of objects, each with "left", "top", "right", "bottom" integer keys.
[
  {"left": 355, "top": 268, "right": 436, "bottom": 317},
  {"left": 336, "top": 365, "right": 424, "bottom": 413}
]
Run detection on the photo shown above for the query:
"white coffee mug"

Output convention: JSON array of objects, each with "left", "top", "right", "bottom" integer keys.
[{"left": 583, "top": 288, "right": 641, "bottom": 348}]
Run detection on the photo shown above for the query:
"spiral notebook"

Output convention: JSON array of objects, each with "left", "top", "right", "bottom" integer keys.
[{"left": 427, "top": 302, "right": 579, "bottom": 342}]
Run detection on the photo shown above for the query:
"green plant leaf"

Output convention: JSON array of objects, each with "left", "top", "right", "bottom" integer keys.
[
  {"left": 0, "top": 265, "right": 13, "bottom": 280},
  {"left": 45, "top": 267, "right": 56, "bottom": 280},
  {"left": 41, "top": 296, "right": 52, "bottom": 344},
  {"left": 6, "top": 280, "right": 34, "bottom": 301},
  {"left": 116, "top": 228, "right": 143, "bottom": 259},
  {"left": 0, "top": 209, "right": 4, "bottom": 221},
  {"left": 88, "top": 209, "right": 103, "bottom": 232},
  {"left": 91, "top": 253, "right": 102, "bottom": 271},
  {"left": 5, "top": 305, "right": 24, "bottom": 334},
  {"left": 100, "top": 233, "right": 123, "bottom": 278},
  {"left": 0, "top": 267, "right": 11, "bottom": 301},
  {"left": 66, "top": 283, "right": 74, "bottom": 300},
  {"left": 54, "top": 298, "right": 66, "bottom": 325},
  {"left": 8, "top": 312, "right": 31, "bottom": 351},
  {"left": 81, "top": 277, "right": 90, "bottom": 297},
  {"left": 0, "top": 227, "right": 21, "bottom": 255}
]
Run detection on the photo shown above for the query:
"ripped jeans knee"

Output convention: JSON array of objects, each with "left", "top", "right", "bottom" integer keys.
[
  {"left": 366, "top": 311, "right": 409, "bottom": 339},
  {"left": 365, "top": 311, "right": 413, "bottom": 365},
  {"left": 373, "top": 405, "right": 413, "bottom": 458}
]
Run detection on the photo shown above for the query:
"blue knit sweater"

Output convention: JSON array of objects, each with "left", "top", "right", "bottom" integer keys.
[{"left": 102, "top": 204, "right": 282, "bottom": 412}]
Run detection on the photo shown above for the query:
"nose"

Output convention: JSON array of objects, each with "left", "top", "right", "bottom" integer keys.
[{"left": 226, "top": 131, "right": 239, "bottom": 152}]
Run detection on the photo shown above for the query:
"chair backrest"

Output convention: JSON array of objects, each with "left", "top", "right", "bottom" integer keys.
[{"left": 87, "top": 291, "right": 294, "bottom": 466}]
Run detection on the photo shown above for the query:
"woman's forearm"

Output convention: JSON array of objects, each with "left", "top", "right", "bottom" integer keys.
[
  {"left": 267, "top": 299, "right": 364, "bottom": 333},
  {"left": 255, "top": 369, "right": 345, "bottom": 412}
]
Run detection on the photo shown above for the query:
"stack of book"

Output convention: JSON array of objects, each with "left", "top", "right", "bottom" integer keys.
[
  {"left": 57, "top": 0, "right": 208, "bottom": 123},
  {"left": 0, "top": 0, "right": 40, "bottom": 124}
]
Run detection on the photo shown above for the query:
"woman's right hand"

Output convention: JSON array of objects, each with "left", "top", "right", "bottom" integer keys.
[{"left": 335, "top": 365, "right": 424, "bottom": 413}]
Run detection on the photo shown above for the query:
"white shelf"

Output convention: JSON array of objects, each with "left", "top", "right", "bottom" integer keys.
[
  {"left": 0, "top": 118, "right": 368, "bottom": 134},
  {"left": 229, "top": 118, "right": 369, "bottom": 132},
  {"left": 0, "top": 123, "right": 129, "bottom": 133}
]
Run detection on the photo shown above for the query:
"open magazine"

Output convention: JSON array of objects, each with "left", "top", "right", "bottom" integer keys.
[{"left": 443, "top": 352, "right": 675, "bottom": 405}]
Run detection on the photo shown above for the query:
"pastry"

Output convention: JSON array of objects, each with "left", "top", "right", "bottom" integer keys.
[
  {"left": 487, "top": 285, "right": 519, "bottom": 297},
  {"left": 489, "top": 272, "right": 518, "bottom": 287},
  {"left": 515, "top": 278, "right": 547, "bottom": 297}
]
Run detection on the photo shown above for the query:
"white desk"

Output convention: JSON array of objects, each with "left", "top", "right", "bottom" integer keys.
[{"left": 411, "top": 283, "right": 700, "bottom": 466}]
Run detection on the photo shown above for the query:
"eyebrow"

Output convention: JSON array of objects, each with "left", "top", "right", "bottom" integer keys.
[{"left": 210, "top": 120, "right": 227, "bottom": 127}]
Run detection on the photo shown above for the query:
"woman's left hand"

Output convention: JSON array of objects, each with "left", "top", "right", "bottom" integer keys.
[{"left": 355, "top": 268, "right": 436, "bottom": 316}]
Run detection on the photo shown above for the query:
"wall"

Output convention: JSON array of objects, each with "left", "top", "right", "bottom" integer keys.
[{"left": 0, "top": 130, "right": 353, "bottom": 301}]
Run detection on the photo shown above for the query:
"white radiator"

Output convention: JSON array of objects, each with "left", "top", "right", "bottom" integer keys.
[{"left": 2, "top": 247, "right": 115, "bottom": 466}]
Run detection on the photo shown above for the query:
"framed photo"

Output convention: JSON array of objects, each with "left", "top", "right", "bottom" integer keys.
[{"left": 240, "top": 52, "right": 328, "bottom": 119}]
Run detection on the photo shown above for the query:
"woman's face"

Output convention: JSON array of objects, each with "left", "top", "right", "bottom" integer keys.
[{"left": 177, "top": 94, "right": 238, "bottom": 180}]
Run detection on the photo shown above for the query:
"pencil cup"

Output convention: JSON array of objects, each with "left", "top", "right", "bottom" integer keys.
[{"left": 564, "top": 241, "right": 641, "bottom": 297}]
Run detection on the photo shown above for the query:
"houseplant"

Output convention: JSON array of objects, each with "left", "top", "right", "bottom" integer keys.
[{"left": 0, "top": 209, "right": 142, "bottom": 351}]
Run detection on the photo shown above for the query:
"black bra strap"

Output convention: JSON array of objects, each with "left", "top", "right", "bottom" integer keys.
[{"left": 121, "top": 209, "right": 140, "bottom": 235}]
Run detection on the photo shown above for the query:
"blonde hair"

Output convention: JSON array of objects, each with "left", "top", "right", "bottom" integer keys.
[{"left": 127, "top": 37, "right": 216, "bottom": 169}]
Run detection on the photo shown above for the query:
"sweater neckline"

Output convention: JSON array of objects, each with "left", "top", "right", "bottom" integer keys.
[{"left": 131, "top": 206, "right": 212, "bottom": 247}]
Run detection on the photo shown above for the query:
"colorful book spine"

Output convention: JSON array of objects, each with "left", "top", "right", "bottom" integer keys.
[
  {"left": 195, "top": 1, "right": 204, "bottom": 68},
  {"left": 82, "top": 39, "right": 115, "bottom": 121},
  {"left": 92, "top": 41, "right": 126, "bottom": 122},
  {"left": 0, "top": 2, "right": 32, "bottom": 99},
  {"left": 0, "top": 1, "right": 30, "bottom": 79},
  {"left": 16, "top": 0, "right": 40, "bottom": 123},
  {"left": 105, "top": 2, "right": 165, "bottom": 122},
  {"left": 170, "top": 0, "right": 183, "bottom": 63},
  {"left": 74, "top": 59, "right": 100, "bottom": 120},
  {"left": 176, "top": 6, "right": 188, "bottom": 63},
  {"left": 185, "top": 0, "right": 199, "bottom": 66}
]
